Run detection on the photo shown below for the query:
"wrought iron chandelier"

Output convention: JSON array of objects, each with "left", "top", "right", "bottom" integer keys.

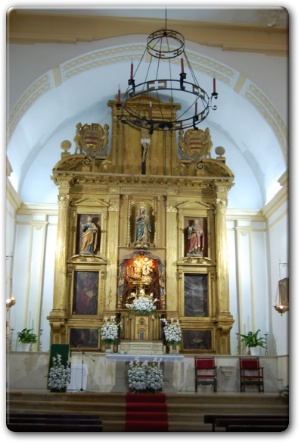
[{"left": 117, "top": 17, "right": 218, "bottom": 133}]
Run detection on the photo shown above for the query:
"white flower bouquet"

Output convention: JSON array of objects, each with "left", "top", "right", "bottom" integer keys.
[
  {"left": 128, "top": 357, "right": 163, "bottom": 393},
  {"left": 48, "top": 354, "right": 71, "bottom": 391},
  {"left": 161, "top": 318, "right": 182, "bottom": 345},
  {"left": 125, "top": 292, "right": 158, "bottom": 314},
  {"left": 99, "top": 316, "right": 121, "bottom": 344}
]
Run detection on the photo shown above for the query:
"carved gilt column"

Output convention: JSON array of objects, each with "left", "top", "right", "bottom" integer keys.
[
  {"left": 214, "top": 185, "right": 234, "bottom": 353},
  {"left": 166, "top": 200, "right": 178, "bottom": 317},
  {"left": 105, "top": 197, "right": 120, "bottom": 314},
  {"left": 48, "top": 176, "right": 73, "bottom": 344}
]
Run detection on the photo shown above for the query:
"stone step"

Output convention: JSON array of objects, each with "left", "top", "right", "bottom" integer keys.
[{"left": 7, "top": 390, "right": 288, "bottom": 432}]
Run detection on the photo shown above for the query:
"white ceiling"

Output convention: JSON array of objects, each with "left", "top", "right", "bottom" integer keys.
[{"left": 6, "top": 7, "right": 288, "bottom": 211}]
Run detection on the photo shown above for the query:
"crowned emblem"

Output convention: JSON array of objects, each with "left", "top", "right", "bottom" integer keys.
[
  {"left": 179, "top": 128, "right": 213, "bottom": 160},
  {"left": 74, "top": 123, "right": 109, "bottom": 156}
]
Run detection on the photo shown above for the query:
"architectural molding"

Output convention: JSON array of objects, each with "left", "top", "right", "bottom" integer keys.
[{"left": 7, "top": 11, "right": 288, "bottom": 56}]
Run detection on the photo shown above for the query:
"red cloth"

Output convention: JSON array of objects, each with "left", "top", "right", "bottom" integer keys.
[{"left": 125, "top": 393, "right": 168, "bottom": 432}]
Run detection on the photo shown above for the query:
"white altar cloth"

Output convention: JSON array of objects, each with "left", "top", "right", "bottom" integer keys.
[{"left": 105, "top": 354, "right": 184, "bottom": 362}]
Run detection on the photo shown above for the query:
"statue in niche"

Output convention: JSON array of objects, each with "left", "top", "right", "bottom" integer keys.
[
  {"left": 80, "top": 216, "right": 98, "bottom": 254},
  {"left": 117, "top": 251, "right": 165, "bottom": 310},
  {"left": 135, "top": 206, "right": 151, "bottom": 246},
  {"left": 186, "top": 219, "right": 205, "bottom": 256}
]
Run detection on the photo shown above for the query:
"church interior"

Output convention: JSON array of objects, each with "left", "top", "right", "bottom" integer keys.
[{"left": 5, "top": 5, "right": 289, "bottom": 432}]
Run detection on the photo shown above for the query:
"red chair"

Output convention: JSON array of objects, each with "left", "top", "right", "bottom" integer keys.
[
  {"left": 239, "top": 357, "right": 264, "bottom": 392},
  {"left": 194, "top": 357, "right": 217, "bottom": 392}
]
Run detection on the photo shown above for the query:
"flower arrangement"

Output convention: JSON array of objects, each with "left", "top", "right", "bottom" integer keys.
[
  {"left": 161, "top": 318, "right": 182, "bottom": 345},
  {"left": 99, "top": 316, "right": 121, "bottom": 344},
  {"left": 48, "top": 354, "right": 71, "bottom": 392},
  {"left": 128, "top": 357, "right": 163, "bottom": 393},
  {"left": 125, "top": 290, "right": 158, "bottom": 314}
]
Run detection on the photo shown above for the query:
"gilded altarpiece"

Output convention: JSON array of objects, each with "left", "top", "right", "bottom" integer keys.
[{"left": 49, "top": 95, "right": 235, "bottom": 354}]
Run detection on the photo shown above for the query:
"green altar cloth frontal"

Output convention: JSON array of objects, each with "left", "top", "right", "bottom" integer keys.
[{"left": 47, "top": 344, "right": 70, "bottom": 389}]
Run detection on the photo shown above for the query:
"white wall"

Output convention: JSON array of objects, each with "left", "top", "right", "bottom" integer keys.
[{"left": 6, "top": 202, "right": 57, "bottom": 352}]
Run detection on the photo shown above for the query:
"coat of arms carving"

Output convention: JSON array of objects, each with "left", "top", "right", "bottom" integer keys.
[
  {"left": 74, "top": 122, "right": 109, "bottom": 157},
  {"left": 179, "top": 128, "right": 212, "bottom": 160}
]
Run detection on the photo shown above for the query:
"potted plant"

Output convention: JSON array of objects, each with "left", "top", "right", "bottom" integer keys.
[
  {"left": 17, "top": 328, "right": 37, "bottom": 351},
  {"left": 240, "top": 329, "right": 266, "bottom": 355}
]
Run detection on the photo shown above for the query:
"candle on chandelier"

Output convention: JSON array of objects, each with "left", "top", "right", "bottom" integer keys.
[
  {"left": 149, "top": 101, "right": 152, "bottom": 119},
  {"left": 117, "top": 85, "right": 121, "bottom": 103},
  {"left": 181, "top": 58, "right": 184, "bottom": 74},
  {"left": 213, "top": 77, "right": 216, "bottom": 94},
  {"left": 130, "top": 61, "right": 134, "bottom": 80},
  {"left": 194, "top": 101, "right": 198, "bottom": 116}
]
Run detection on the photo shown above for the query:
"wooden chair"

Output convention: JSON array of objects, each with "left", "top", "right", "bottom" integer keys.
[
  {"left": 194, "top": 357, "right": 217, "bottom": 392},
  {"left": 239, "top": 357, "right": 264, "bottom": 392}
]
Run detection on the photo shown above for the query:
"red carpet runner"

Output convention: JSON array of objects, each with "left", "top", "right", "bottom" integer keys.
[{"left": 125, "top": 393, "right": 168, "bottom": 432}]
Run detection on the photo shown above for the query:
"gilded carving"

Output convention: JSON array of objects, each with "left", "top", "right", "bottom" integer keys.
[
  {"left": 74, "top": 122, "right": 109, "bottom": 156},
  {"left": 108, "top": 200, "right": 119, "bottom": 212},
  {"left": 49, "top": 96, "right": 236, "bottom": 353},
  {"left": 58, "top": 194, "right": 71, "bottom": 208},
  {"left": 179, "top": 128, "right": 213, "bottom": 160}
]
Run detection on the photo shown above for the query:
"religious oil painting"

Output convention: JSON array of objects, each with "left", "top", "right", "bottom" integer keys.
[
  {"left": 76, "top": 214, "right": 101, "bottom": 255},
  {"left": 182, "top": 329, "right": 212, "bottom": 352},
  {"left": 184, "top": 273, "right": 208, "bottom": 316},
  {"left": 184, "top": 217, "right": 207, "bottom": 257},
  {"left": 73, "top": 271, "right": 99, "bottom": 315},
  {"left": 70, "top": 328, "right": 99, "bottom": 349}
]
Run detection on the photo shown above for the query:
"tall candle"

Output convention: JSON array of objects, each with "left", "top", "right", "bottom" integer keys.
[
  {"left": 181, "top": 58, "right": 184, "bottom": 74},
  {"left": 117, "top": 85, "right": 121, "bottom": 103},
  {"left": 130, "top": 62, "right": 134, "bottom": 80},
  {"left": 194, "top": 101, "right": 198, "bottom": 116},
  {"left": 149, "top": 101, "right": 152, "bottom": 119},
  {"left": 213, "top": 77, "right": 216, "bottom": 93}
]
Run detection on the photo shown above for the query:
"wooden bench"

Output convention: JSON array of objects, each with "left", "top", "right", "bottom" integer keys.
[
  {"left": 6, "top": 413, "right": 103, "bottom": 432},
  {"left": 204, "top": 414, "right": 288, "bottom": 432}
]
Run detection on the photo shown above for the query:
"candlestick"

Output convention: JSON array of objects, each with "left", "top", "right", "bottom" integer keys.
[
  {"left": 213, "top": 77, "right": 216, "bottom": 94},
  {"left": 181, "top": 58, "right": 184, "bottom": 74},
  {"left": 130, "top": 62, "right": 134, "bottom": 80}
]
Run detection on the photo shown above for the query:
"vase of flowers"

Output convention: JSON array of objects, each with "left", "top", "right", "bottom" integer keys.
[
  {"left": 48, "top": 354, "right": 71, "bottom": 392},
  {"left": 99, "top": 316, "right": 121, "bottom": 352},
  {"left": 128, "top": 357, "right": 163, "bottom": 393},
  {"left": 161, "top": 318, "right": 182, "bottom": 354},
  {"left": 125, "top": 291, "right": 158, "bottom": 315}
]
